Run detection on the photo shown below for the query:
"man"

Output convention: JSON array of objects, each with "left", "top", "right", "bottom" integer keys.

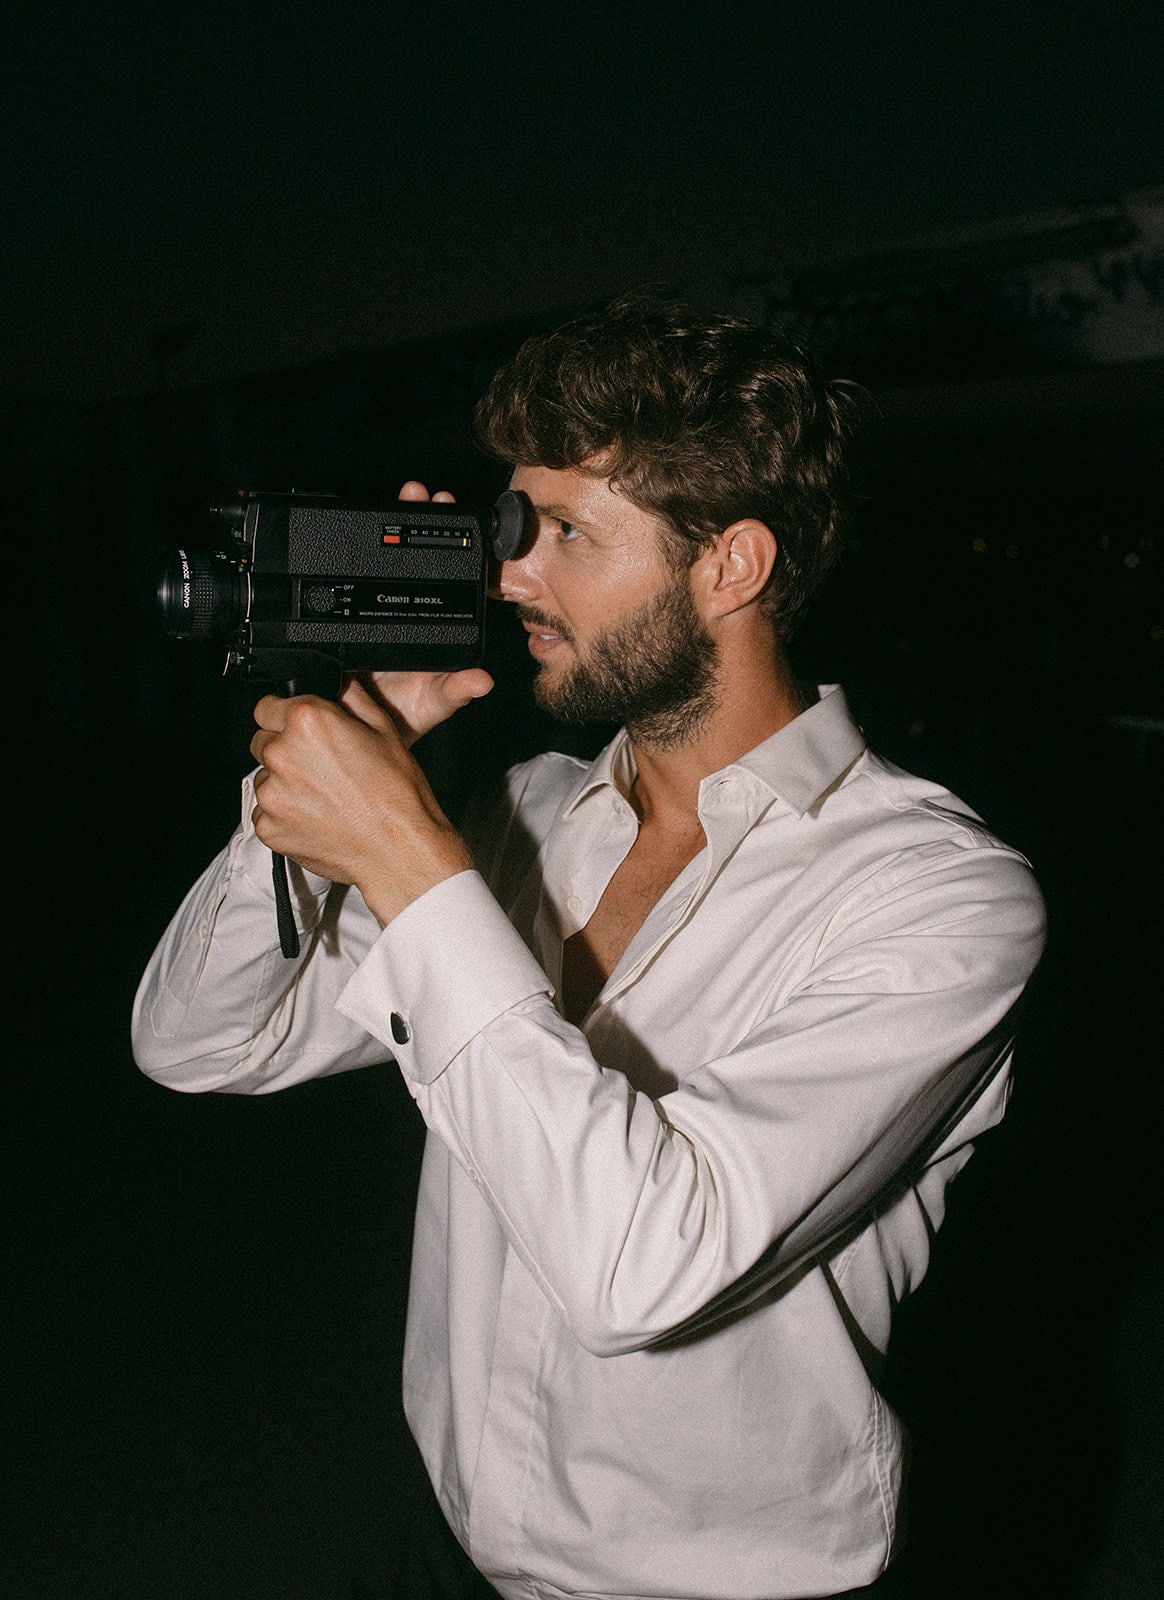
[{"left": 134, "top": 294, "right": 1045, "bottom": 1599}]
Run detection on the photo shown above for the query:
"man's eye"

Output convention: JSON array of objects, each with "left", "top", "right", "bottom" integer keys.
[{"left": 558, "top": 521, "right": 582, "bottom": 542}]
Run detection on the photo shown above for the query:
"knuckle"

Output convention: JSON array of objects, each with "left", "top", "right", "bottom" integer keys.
[{"left": 285, "top": 696, "right": 324, "bottom": 735}]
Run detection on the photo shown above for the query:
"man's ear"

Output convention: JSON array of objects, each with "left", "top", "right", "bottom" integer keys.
[{"left": 693, "top": 520, "right": 778, "bottom": 619}]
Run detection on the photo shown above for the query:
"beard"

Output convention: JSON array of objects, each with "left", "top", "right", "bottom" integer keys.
[{"left": 522, "top": 573, "right": 719, "bottom": 750}]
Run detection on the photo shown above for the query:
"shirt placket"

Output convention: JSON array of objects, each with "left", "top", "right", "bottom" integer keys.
[
  {"left": 467, "top": 774, "right": 775, "bottom": 1576},
  {"left": 587, "top": 773, "right": 774, "bottom": 1020},
  {"left": 466, "top": 1245, "right": 554, "bottom": 1584},
  {"left": 531, "top": 786, "right": 640, "bottom": 993}
]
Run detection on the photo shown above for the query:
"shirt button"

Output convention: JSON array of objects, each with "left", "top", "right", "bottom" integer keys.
[
  {"left": 390, "top": 1012, "right": 411, "bottom": 1045},
  {"left": 566, "top": 894, "right": 582, "bottom": 917},
  {"left": 468, "top": 1166, "right": 481, "bottom": 1185}
]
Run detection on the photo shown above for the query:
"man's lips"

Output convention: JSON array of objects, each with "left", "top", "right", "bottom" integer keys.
[
  {"left": 518, "top": 612, "right": 574, "bottom": 657},
  {"left": 522, "top": 620, "right": 567, "bottom": 658}
]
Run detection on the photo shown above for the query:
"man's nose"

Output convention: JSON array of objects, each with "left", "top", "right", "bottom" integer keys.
[{"left": 490, "top": 546, "right": 541, "bottom": 603}]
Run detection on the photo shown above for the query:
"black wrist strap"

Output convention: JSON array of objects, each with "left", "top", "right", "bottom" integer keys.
[{"left": 271, "top": 851, "right": 300, "bottom": 958}]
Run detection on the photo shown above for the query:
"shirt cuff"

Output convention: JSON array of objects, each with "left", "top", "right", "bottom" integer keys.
[{"left": 335, "top": 870, "right": 554, "bottom": 1085}]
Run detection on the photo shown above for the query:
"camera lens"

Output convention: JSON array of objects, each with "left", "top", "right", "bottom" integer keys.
[{"left": 156, "top": 547, "right": 246, "bottom": 640}]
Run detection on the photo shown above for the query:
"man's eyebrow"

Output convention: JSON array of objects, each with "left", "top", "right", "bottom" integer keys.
[{"left": 531, "top": 501, "right": 584, "bottom": 524}]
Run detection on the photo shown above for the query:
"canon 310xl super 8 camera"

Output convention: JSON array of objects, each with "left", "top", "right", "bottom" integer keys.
[{"left": 156, "top": 488, "right": 526, "bottom": 696}]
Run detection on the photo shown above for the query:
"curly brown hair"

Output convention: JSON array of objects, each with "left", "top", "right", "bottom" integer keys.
[{"left": 475, "top": 291, "right": 858, "bottom": 640}]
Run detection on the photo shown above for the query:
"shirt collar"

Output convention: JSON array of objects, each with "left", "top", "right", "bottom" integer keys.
[
  {"left": 560, "top": 732, "right": 638, "bottom": 818},
  {"left": 560, "top": 685, "right": 866, "bottom": 823},
  {"left": 734, "top": 684, "right": 866, "bottom": 816}
]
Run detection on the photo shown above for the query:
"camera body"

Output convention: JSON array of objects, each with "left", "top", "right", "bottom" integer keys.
[{"left": 157, "top": 489, "right": 525, "bottom": 695}]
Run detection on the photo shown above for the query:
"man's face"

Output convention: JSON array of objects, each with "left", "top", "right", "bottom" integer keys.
[{"left": 500, "top": 465, "right": 718, "bottom": 748}]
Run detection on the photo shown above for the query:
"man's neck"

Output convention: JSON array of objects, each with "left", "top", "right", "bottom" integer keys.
[{"left": 625, "top": 643, "right": 804, "bottom": 829}]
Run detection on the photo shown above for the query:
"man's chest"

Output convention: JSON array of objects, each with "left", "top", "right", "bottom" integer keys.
[{"left": 560, "top": 823, "right": 706, "bottom": 1026}]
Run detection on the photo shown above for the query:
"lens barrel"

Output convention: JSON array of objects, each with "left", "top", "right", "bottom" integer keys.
[{"left": 156, "top": 548, "right": 246, "bottom": 640}]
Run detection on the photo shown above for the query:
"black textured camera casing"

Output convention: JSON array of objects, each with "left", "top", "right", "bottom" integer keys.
[{"left": 160, "top": 489, "right": 525, "bottom": 694}]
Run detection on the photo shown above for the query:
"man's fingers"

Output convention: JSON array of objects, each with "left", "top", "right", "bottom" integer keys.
[
  {"left": 339, "top": 675, "right": 401, "bottom": 735},
  {"left": 251, "top": 692, "right": 352, "bottom": 771},
  {"left": 350, "top": 668, "right": 494, "bottom": 745},
  {"left": 253, "top": 692, "right": 291, "bottom": 731},
  {"left": 396, "top": 481, "right": 457, "bottom": 503},
  {"left": 441, "top": 668, "right": 494, "bottom": 706}
]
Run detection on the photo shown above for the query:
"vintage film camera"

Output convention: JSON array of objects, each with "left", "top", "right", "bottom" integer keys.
[
  {"left": 156, "top": 488, "right": 526, "bottom": 696},
  {"left": 155, "top": 487, "right": 525, "bottom": 957}
]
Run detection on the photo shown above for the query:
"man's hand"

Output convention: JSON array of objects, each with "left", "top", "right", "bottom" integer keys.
[
  {"left": 250, "top": 677, "right": 474, "bottom": 928},
  {"left": 353, "top": 480, "right": 493, "bottom": 746}
]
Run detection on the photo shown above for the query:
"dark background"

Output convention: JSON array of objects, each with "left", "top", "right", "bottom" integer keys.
[{"left": 4, "top": 3, "right": 1163, "bottom": 1597}]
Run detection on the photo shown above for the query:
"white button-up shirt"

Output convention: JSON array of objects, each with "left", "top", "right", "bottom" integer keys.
[{"left": 134, "top": 686, "right": 1045, "bottom": 1600}]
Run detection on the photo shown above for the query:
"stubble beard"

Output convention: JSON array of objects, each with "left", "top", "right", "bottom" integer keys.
[{"left": 524, "top": 573, "right": 720, "bottom": 751}]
